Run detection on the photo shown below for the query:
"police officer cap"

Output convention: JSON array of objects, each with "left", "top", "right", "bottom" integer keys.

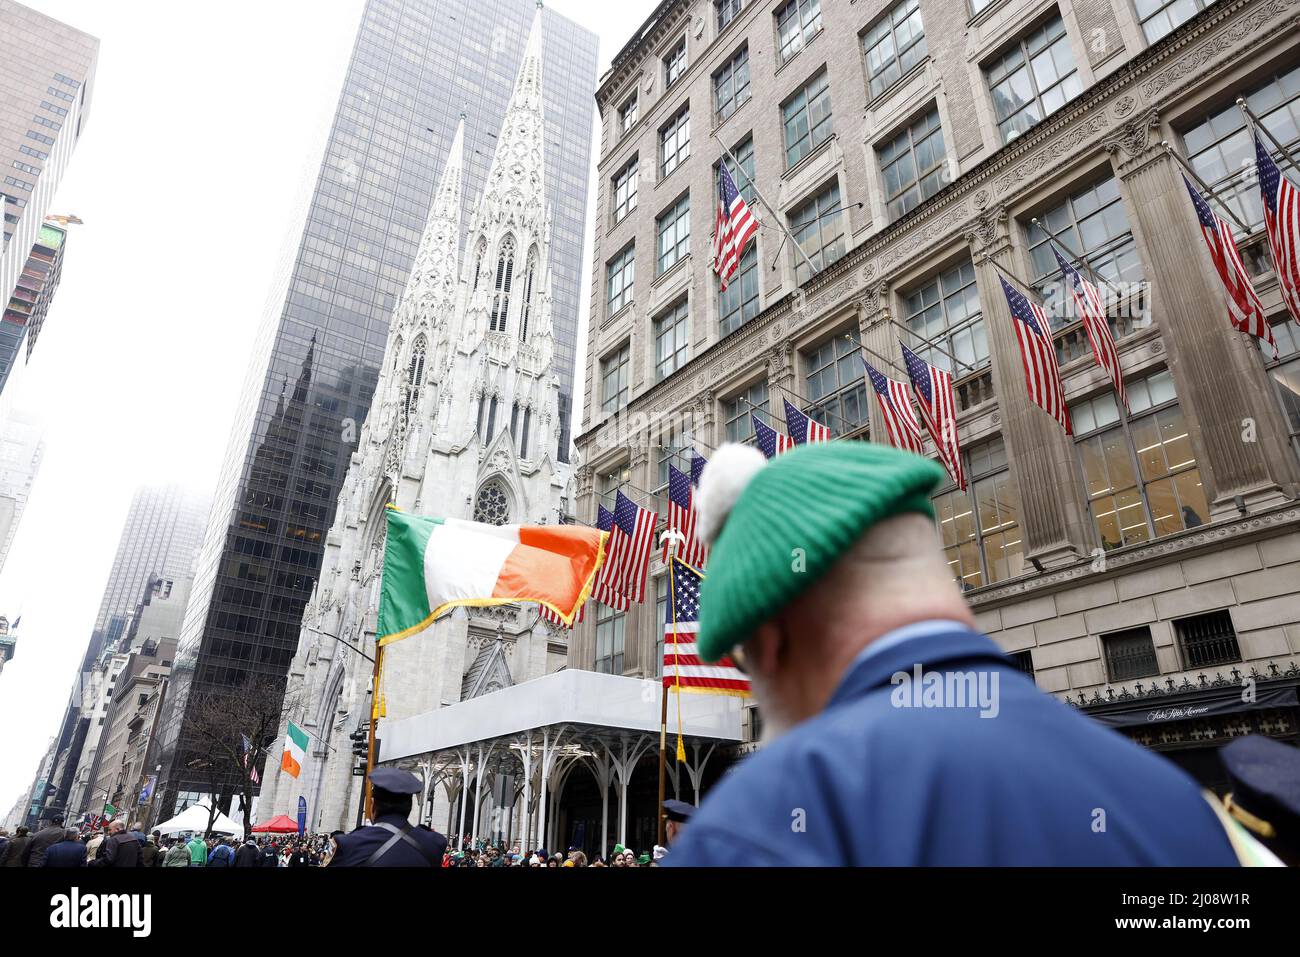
[
  {"left": 662, "top": 799, "right": 695, "bottom": 822},
  {"left": 370, "top": 767, "right": 422, "bottom": 795},
  {"left": 1220, "top": 735, "right": 1300, "bottom": 858}
]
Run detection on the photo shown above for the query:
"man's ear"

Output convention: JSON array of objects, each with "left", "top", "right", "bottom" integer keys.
[{"left": 750, "top": 619, "right": 784, "bottom": 679}]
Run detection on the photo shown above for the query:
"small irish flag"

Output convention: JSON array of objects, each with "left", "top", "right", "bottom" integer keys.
[
  {"left": 377, "top": 508, "right": 607, "bottom": 645},
  {"left": 281, "top": 721, "right": 308, "bottom": 778}
]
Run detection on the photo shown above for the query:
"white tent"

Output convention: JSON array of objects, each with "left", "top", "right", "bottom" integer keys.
[{"left": 153, "top": 804, "right": 244, "bottom": 838}]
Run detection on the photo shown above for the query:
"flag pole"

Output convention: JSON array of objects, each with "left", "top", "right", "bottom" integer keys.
[
  {"left": 363, "top": 640, "right": 385, "bottom": 824},
  {"left": 986, "top": 256, "right": 1048, "bottom": 299},
  {"left": 1238, "top": 98, "right": 1300, "bottom": 178},
  {"left": 712, "top": 130, "right": 819, "bottom": 275},
  {"left": 657, "top": 560, "right": 675, "bottom": 849},
  {"left": 1160, "top": 141, "right": 1253, "bottom": 234},
  {"left": 841, "top": 332, "right": 909, "bottom": 379}
]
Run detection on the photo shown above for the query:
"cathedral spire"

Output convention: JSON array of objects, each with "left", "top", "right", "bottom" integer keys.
[{"left": 403, "top": 116, "right": 465, "bottom": 310}]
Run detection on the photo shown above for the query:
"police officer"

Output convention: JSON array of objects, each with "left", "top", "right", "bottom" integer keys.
[
  {"left": 328, "top": 768, "right": 447, "bottom": 867},
  {"left": 657, "top": 799, "right": 694, "bottom": 862},
  {"left": 1218, "top": 735, "right": 1300, "bottom": 866}
]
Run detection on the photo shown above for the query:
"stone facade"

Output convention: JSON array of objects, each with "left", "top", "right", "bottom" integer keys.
[
  {"left": 574, "top": 0, "right": 1300, "bottom": 765},
  {"left": 257, "top": 8, "right": 577, "bottom": 832}
]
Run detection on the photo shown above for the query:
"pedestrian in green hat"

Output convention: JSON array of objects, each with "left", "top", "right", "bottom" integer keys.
[{"left": 664, "top": 441, "right": 1241, "bottom": 867}]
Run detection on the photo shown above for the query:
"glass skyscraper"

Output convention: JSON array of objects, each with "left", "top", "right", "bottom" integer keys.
[{"left": 156, "top": 0, "right": 597, "bottom": 807}]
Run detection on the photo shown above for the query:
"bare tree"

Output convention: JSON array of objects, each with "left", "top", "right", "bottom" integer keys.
[{"left": 184, "top": 673, "right": 299, "bottom": 837}]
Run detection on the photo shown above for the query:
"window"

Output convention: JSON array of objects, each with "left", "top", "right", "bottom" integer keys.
[
  {"left": 878, "top": 107, "right": 947, "bottom": 220},
  {"left": 472, "top": 480, "right": 511, "bottom": 526},
  {"left": 656, "top": 193, "right": 691, "bottom": 274},
  {"left": 601, "top": 343, "right": 631, "bottom": 416},
  {"left": 519, "top": 247, "right": 538, "bottom": 341},
  {"left": 404, "top": 335, "right": 427, "bottom": 416},
  {"left": 40, "top": 101, "right": 68, "bottom": 117},
  {"left": 723, "top": 380, "right": 770, "bottom": 443},
  {"left": 1103, "top": 627, "right": 1160, "bottom": 681},
  {"left": 595, "top": 602, "right": 626, "bottom": 675},
  {"left": 618, "top": 94, "right": 638, "bottom": 137},
  {"left": 714, "top": 45, "right": 751, "bottom": 122},
  {"left": 804, "top": 333, "right": 868, "bottom": 435},
  {"left": 654, "top": 577, "right": 668, "bottom": 678},
  {"left": 12, "top": 161, "right": 41, "bottom": 176},
  {"left": 862, "top": 0, "right": 927, "bottom": 99},
  {"left": 47, "top": 86, "right": 74, "bottom": 102},
  {"left": 789, "top": 180, "right": 845, "bottom": 284},
  {"left": 969, "top": 0, "right": 997, "bottom": 13},
  {"left": 718, "top": 135, "right": 757, "bottom": 206},
  {"left": 654, "top": 299, "right": 691, "bottom": 381},
  {"left": 1175, "top": 610, "right": 1241, "bottom": 669},
  {"left": 1008, "top": 650, "right": 1035, "bottom": 679},
  {"left": 1027, "top": 175, "right": 1146, "bottom": 342},
  {"left": 776, "top": 0, "right": 822, "bottom": 64},
  {"left": 1071, "top": 370, "right": 1209, "bottom": 549},
  {"left": 607, "top": 244, "right": 635, "bottom": 315},
  {"left": 1268, "top": 321, "right": 1300, "bottom": 461},
  {"left": 933, "top": 437, "right": 1023, "bottom": 589},
  {"left": 612, "top": 160, "right": 638, "bottom": 223},
  {"left": 903, "top": 259, "right": 988, "bottom": 373},
  {"left": 520, "top": 406, "right": 532, "bottom": 459},
  {"left": 19, "top": 145, "right": 47, "bottom": 161},
  {"left": 3, "top": 177, "right": 33, "bottom": 192},
  {"left": 719, "top": 244, "right": 760, "bottom": 335},
  {"left": 985, "top": 13, "right": 1081, "bottom": 144},
  {"left": 717, "top": 0, "right": 744, "bottom": 30},
  {"left": 655, "top": 422, "right": 692, "bottom": 489},
  {"left": 782, "top": 69, "right": 833, "bottom": 168},
  {"left": 664, "top": 37, "right": 688, "bottom": 89},
  {"left": 660, "top": 107, "right": 691, "bottom": 178},
  {"left": 53, "top": 72, "right": 80, "bottom": 88},
  {"left": 32, "top": 115, "right": 61, "bottom": 130},
  {"left": 1182, "top": 64, "right": 1300, "bottom": 237},
  {"left": 27, "top": 131, "right": 55, "bottom": 146},
  {"left": 1137, "top": 0, "right": 1218, "bottom": 43},
  {"left": 489, "top": 235, "right": 515, "bottom": 333}
]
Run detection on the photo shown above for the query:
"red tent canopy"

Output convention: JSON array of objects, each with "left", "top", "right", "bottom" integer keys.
[{"left": 251, "top": 814, "right": 300, "bottom": 833}]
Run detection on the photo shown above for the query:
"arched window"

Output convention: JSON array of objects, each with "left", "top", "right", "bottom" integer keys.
[
  {"left": 520, "top": 406, "right": 531, "bottom": 459},
  {"left": 486, "top": 395, "right": 498, "bottom": 439},
  {"left": 471, "top": 238, "right": 487, "bottom": 292},
  {"left": 476, "top": 393, "right": 487, "bottom": 436},
  {"left": 519, "top": 246, "right": 538, "bottom": 341},
  {"left": 404, "top": 335, "right": 427, "bottom": 416},
  {"left": 473, "top": 480, "right": 510, "bottom": 526},
  {"left": 490, "top": 235, "right": 516, "bottom": 333},
  {"left": 510, "top": 402, "right": 519, "bottom": 441}
]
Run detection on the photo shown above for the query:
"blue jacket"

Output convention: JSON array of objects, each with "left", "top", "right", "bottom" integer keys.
[
  {"left": 328, "top": 815, "right": 447, "bottom": 867},
  {"left": 42, "top": 840, "right": 88, "bottom": 867},
  {"left": 667, "top": 625, "right": 1238, "bottom": 866}
]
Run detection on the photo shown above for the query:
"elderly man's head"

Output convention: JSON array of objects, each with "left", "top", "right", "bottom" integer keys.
[
  {"left": 108, "top": 820, "right": 126, "bottom": 834},
  {"left": 694, "top": 443, "right": 971, "bottom": 740}
]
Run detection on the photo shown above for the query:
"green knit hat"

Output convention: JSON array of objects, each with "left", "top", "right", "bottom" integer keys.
[{"left": 694, "top": 441, "right": 946, "bottom": 662}]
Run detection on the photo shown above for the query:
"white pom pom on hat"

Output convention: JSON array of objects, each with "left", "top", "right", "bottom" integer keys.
[{"left": 694, "top": 443, "right": 768, "bottom": 547}]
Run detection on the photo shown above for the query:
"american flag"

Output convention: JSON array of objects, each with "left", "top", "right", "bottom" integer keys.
[
  {"left": 782, "top": 397, "right": 832, "bottom": 443},
  {"left": 662, "top": 464, "right": 708, "bottom": 568},
  {"left": 612, "top": 490, "right": 657, "bottom": 604},
  {"left": 1185, "top": 172, "right": 1274, "bottom": 356},
  {"left": 591, "top": 505, "right": 630, "bottom": 610},
  {"left": 752, "top": 413, "right": 794, "bottom": 459},
  {"left": 663, "top": 559, "right": 750, "bottom": 695},
  {"left": 241, "top": 733, "right": 260, "bottom": 785},
  {"left": 863, "top": 357, "right": 925, "bottom": 455},
  {"left": 540, "top": 602, "right": 584, "bottom": 628},
  {"left": 900, "top": 341, "right": 965, "bottom": 490},
  {"left": 712, "top": 162, "right": 759, "bottom": 292},
  {"left": 690, "top": 450, "right": 707, "bottom": 487},
  {"left": 1256, "top": 133, "right": 1300, "bottom": 336},
  {"left": 1052, "top": 247, "right": 1127, "bottom": 410},
  {"left": 998, "top": 276, "right": 1071, "bottom": 434}
]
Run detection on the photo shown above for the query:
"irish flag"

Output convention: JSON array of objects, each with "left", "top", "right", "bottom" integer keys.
[
  {"left": 377, "top": 508, "right": 607, "bottom": 644},
  {"left": 281, "top": 722, "right": 307, "bottom": 778}
]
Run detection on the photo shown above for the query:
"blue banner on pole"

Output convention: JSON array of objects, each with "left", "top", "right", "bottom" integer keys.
[{"left": 297, "top": 796, "right": 307, "bottom": 835}]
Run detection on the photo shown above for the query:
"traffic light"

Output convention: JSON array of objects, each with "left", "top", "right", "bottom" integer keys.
[{"left": 349, "top": 728, "right": 368, "bottom": 759}]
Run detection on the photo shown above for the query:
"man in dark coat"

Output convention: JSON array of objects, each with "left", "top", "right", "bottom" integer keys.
[
  {"left": 24, "top": 815, "right": 66, "bottom": 866},
  {"left": 234, "top": 837, "right": 261, "bottom": 867},
  {"left": 0, "top": 826, "right": 30, "bottom": 866},
  {"left": 328, "top": 768, "right": 446, "bottom": 867},
  {"left": 44, "top": 829, "right": 88, "bottom": 867},
  {"left": 666, "top": 443, "right": 1243, "bottom": 867},
  {"left": 258, "top": 840, "right": 279, "bottom": 867},
  {"left": 95, "top": 821, "right": 141, "bottom": 867}
]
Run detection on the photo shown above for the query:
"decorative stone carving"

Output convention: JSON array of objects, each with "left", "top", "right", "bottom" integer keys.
[{"left": 1102, "top": 107, "right": 1160, "bottom": 160}]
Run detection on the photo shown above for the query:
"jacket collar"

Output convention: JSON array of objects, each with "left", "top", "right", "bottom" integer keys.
[{"left": 826, "top": 624, "right": 1010, "bottom": 710}]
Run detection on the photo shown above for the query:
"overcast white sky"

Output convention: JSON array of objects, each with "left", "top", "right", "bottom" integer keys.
[{"left": 0, "top": 0, "right": 652, "bottom": 818}]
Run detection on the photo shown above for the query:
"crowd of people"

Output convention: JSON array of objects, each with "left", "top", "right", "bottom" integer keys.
[{"left": 0, "top": 813, "right": 682, "bottom": 868}]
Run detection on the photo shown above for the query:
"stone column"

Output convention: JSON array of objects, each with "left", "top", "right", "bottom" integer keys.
[
  {"left": 765, "top": 339, "right": 796, "bottom": 418},
  {"left": 967, "top": 203, "right": 1096, "bottom": 567},
  {"left": 857, "top": 270, "right": 897, "bottom": 444},
  {"left": 1106, "top": 109, "right": 1300, "bottom": 515}
]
